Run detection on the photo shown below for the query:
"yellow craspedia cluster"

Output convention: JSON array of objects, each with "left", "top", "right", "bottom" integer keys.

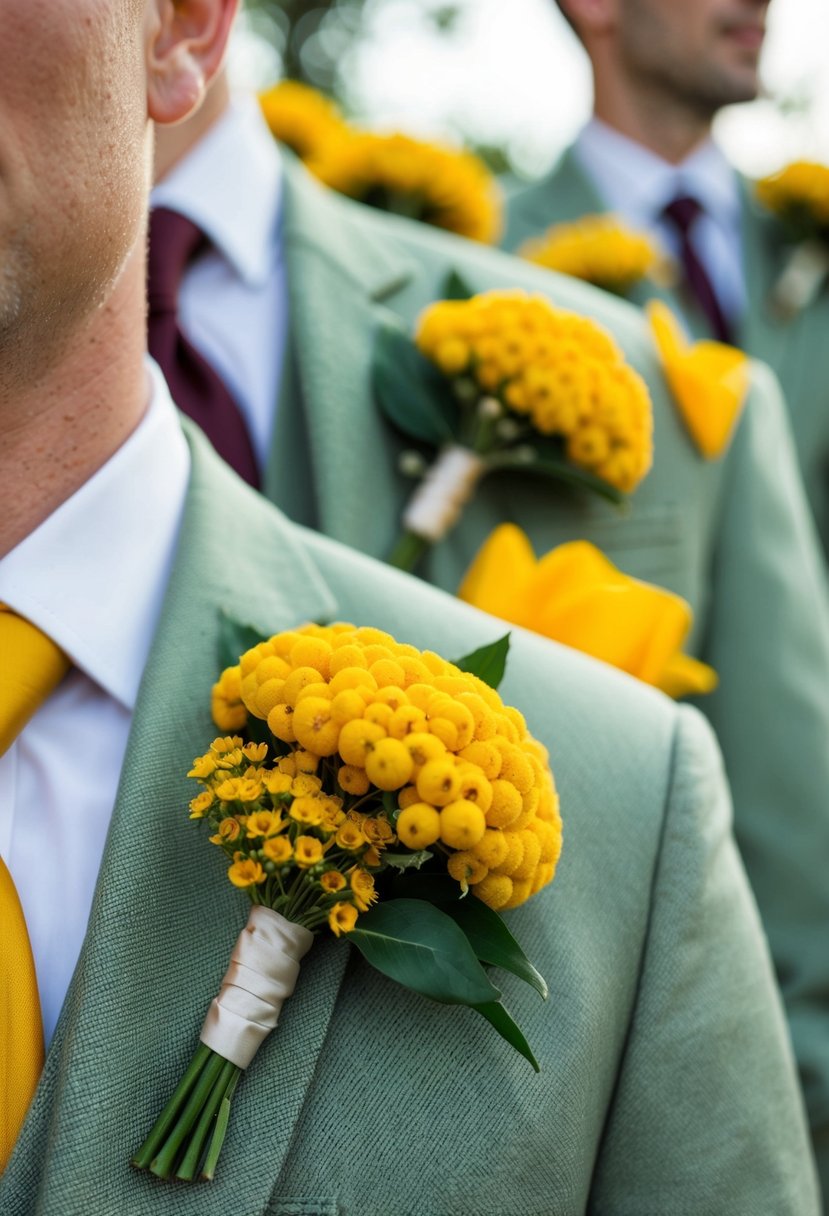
[
  {"left": 231, "top": 622, "right": 561, "bottom": 911},
  {"left": 416, "top": 290, "right": 653, "bottom": 493},
  {"left": 519, "top": 214, "right": 667, "bottom": 294},
  {"left": 187, "top": 734, "right": 391, "bottom": 936},
  {"left": 307, "top": 131, "right": 503, "bottom": 244},
  {"left": 258, "top": 80, "right": 348, "bottom": 161},
  {"left": 756, "top": 161, "right": 829, "bottom": 231}
]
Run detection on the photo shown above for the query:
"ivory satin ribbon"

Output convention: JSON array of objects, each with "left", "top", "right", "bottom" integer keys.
[
  {"left": 200, "top": 906, "right": 314, "bottom": 1070},
  {"left": 403, "top": 445, "right": 486, "bottom": 543}
]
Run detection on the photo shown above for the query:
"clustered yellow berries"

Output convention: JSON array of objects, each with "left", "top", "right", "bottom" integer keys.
[
  {"left": 756, "top": 161, "right": 829, "bottom": 231},
  {"left": 258, "top": 80, "right": 348, "bottom": 162},
  {"left": 214, "top": 622, "right": 562, "bottom": 914},
  {"left": 416, "top": 290, "right": 653, "bottom": 493},
  {"left": 519, "top": 214, "right": 668, "bottom": 294},
  {"left": 307, "top": 131, "right": 503, "bottom": 244}
]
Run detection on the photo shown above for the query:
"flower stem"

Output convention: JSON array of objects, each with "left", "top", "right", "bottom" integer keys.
[
  {"left": 201, "top": 1069, "right": 241, "bottom": 1180},
  {"left": 149, "top": 1049, "right": 226, "bottom": 1178},
  {"left": 387, "top": 530, "right": 430, "bottom": 573},
  {"left": 131, "top": 1041, "right": 211, "bottom": 1170},
  {"left": 175, "top": 1058, "right": 238, "bottom": 1182}
]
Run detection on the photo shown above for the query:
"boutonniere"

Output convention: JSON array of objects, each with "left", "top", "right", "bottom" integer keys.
[
  {"left": 755, "top": 161, "right": 829, "bottom": 318},
  {"left": 307, "top": 130, "right": 503, "bottom": 243},
  {"left": 375, "top": 276, "right": 654, "bottom": 573},
  {"left": 132, "top": 620, "right": 561, "bottom": 1183},
  {"left": 459, "top": 525, "right": 717, "bottom": 700},
  {"left": 258, "top": 80, "right": 348, "bottom": 163},
  {"left": 647, "top": 300, "right": 750, "bottom": 460},
  {"left": 519, "top": 213, "right": 673, "bottom": 296}
]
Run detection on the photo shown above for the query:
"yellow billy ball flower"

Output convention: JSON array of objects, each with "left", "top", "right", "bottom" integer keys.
[
  {"left": 228, "top": 858, "right": 266, "bottom": 889},
  {"left": 485, "top": 779, "right": 524, "bottom": 828},
  {"left": 416, "top": 758, "right": 462, "bottom": 807},
  {"left": 473, "top": 873, "right": 513, "bottom": 910},
  {"left": 401, "top": 731, "right": 446, "bottom": 772},
  {"left": 472, "top": 828, "right": 509, "bottom": 870},
  {"left": 263, "top": 836, "right": 293, "bottom": 864},
  {"left": 396, "top": 803, "right": 442, "bottom": 849},
  {"left": 350, "top": 867, "right": 378, "bottom": 911},
  {"left": 258, "top": 80, "right": 347, "bottom": 162},
  {"left": 439, "top": 800, "right": 487, "bottom": 850},
  {"left": 364, "top": 737, "right": 414, "bottom": 791},
  {"left": 211, "top": 665, "right": 248, "bottom": 732},
  {"left": 292, "top": 697, "right": 340, "bottom": 756},
  {"left": 329, "top": 901, "right": 359, "bottom": 937},
  {"left": 338, "top": 718, "right": 386, "bottom": 767},
  {"left": 338, "top": 764, "right": 371, "bottom": 796},
  {"left": 294, "top": 836, "right": 325, "bottom": 869},
  {"left": 320, "top": 870, "right": 347, "bottom": 894},
  {"left": 447, "top": 850, "right": 489, "bottom": 888}
]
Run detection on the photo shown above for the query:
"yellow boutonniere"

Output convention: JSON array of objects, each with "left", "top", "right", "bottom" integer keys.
[
  {"left": 459, "top": 525, "right": 717, "bottom": 700},
  {"left": 519, "top": 213, "right": 672, "bottom": 296},
  {"left": 756, "top": 161, "right": 829, "bottom": 318},
  {"left": 307, "top": 130, "right": 503, "bottom": 244},
  {"left": 647, "top": 300, "right": 749, "bottom": 460},
  {"left": 258, "top": 80, "right": 348, "bottom": 162}
]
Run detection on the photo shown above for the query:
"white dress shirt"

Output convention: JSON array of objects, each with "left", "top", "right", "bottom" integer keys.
[
  {"left": 574, "top": 118, "right": 746, "bottom": 323},
  {"left": 151, "top": 95, "right": 288, "bottom": 473},
  {"left": 0, "top": 361, "right": 190, "bottom": 1045}
]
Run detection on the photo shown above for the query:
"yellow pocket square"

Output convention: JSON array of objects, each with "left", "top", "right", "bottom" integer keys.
[
  {"left": 647, "top": 299, "right": 750, "bottom": 459},
  {"left": 459, "top": 525, "right": 717, "bottom": 700}
]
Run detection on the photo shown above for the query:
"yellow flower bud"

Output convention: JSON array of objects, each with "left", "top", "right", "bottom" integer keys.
[
  {"left": 292, "top": 697, "right": 340, "bottom": 756},
  {"left": 439, "top": 800, "right": 486, "bottom": 849},
  {"left": 397, "top": 803, "right": 442, "bottom": 849},
  {"left": 262, "top": 836, "right": 293, "bottom": 864},
  {"left": 329, "top": 901, "right": 358, "bottom": 937},
  {"left": 473, "top": 873, "right": 513, "bottom": 910},
  {"left": 336, "top": 822, "right": 367, "bottom": 851},
  {"left": 364, "top": 737, "right": 414, "bottom": 791},
  {"left": 227, "top": 858, "right": 266, "bottom": 889},
  {"left": 338, "top": 718, "right": 386, "bottom": 767},
  {"left": 189, "top": 791, "right": 214, "bottom": 820},
  {"left": 320, "top": 870, "right": 347, "bottom": 893},
  {"left": 416, "top": 758, "right": 462, "bottom": 807},
  {"left": 485, "top": 779, "right": 523, "bottom": 828},
  {"left": 209, "top": 817, "right": 242, "bottom": 845}
]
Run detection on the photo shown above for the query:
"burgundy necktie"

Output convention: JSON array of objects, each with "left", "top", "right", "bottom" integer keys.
[
  {"left": 662, "top": 195, "right": 735, "bottom": 345},
  {"left": 147, "top": 208, "right": 260, "bottom": 487}
]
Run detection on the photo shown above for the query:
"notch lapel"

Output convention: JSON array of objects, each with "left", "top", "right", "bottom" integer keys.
[{"left": 0, "top": 428, "right": 352, "bottom": 1216}]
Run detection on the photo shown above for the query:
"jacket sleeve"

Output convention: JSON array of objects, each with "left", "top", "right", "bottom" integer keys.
[
  {"left": 697, "top": 359, "right": 829, "bottom": 1198},
  {"left": 588, "top": 705, "right": 820, "bottom": 1215}
]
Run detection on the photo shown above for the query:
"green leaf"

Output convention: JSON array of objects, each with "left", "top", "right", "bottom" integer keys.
[
  {"left": 380, "top": 849, "right": 434, "bottom": 871},
  {"left": 372, "top": 319, "right": 458, "bottom": 445},
  {"left": 217, "top": 611, "right": 268, "bottom": 672},
  {"left": 348, "top": 899, "right": 500, "bottom": 1006},
  {"left": 441, "top": 268, "right": 475, "bottom": 301},
  {"left": 474, "top": 1002, "right": 540, "bottom": 1071},
  {"left": 440, "top": 899, "right": 547, "bottom": 999},
  {"left": 453, "top": 634, "right": 511, "bottom": 689},
  {"left": 489, "top": 450, "right": 626, "bottom": 506}
]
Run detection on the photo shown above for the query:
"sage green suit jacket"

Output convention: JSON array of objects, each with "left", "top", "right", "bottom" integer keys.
[
  {"left": 0, "top": 425, "right": 819, "bottom": 1214},
  {"left": 502, "top": 146, "right": 829, "bottom": 558},
  {"left": 257, "top": 156, "right": 829, "bottom": 1190}
]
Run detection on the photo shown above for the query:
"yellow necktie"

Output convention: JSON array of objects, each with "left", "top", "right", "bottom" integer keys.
[{"left": 0, "top": 605, "right": 69, "bottom": 1171}]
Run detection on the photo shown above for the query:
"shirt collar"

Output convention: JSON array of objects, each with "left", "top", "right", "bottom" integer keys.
[
  {"left": 0, "top": 360, "right": 191, "bottom": 710},
  {"left": 151, "top": 94, "right": 283, "bottom": 288},
  {"left": 574, "top": 117, "right": 741, "bottom": 229}
]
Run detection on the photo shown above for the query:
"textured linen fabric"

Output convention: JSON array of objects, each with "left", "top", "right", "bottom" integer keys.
[
  {"left": 0, "top": 360, "right": 189, "bottom": 1044},
  {"left": 0, "top": 424, "right": 819, "bottom": 1214},
  {"left": 504, "top": 140, "right": 829, "bottom": 564}
]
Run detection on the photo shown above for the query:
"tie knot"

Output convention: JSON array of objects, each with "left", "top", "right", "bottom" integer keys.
[
  {"left": 147, "top": 208, "right": 207, "bottom": 314},
  {"left": 0, "top": 606, "right": 70, "bottom": 757},
  {"left": 662, "top": 194, "right": 703, "bottom": 235}
]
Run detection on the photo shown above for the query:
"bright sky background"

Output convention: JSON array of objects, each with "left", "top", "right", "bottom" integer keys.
[{"left": 231, "top": 0, "right": 829, "bottom": 179}]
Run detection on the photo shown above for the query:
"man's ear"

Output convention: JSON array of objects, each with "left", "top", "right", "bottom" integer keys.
[
  {"left": 558, "top": 0, "right": 618, "bottom": 39},
  {"left": 146, "top": 0, "right": 239, "bottom": 126}
]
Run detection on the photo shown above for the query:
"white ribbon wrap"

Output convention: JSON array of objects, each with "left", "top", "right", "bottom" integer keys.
[
  {"left": 772, "top": 241, "right": 829, "bottom": 318},
  {"left": 403, "top": 445, "right": 486, "bottom": 543},
  {"left": 200, "top": 906, "right": 314, "bottom": 1070}
]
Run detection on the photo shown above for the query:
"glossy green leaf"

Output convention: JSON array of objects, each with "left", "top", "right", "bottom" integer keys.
[
  {"left": 442, "top": 268, "right": 475, "bottom": 301},
  {"left": 440, "top": 898, "right": 548, "bottom": 999},
  {"left": 348, "top": 899, "right": 500, "bottom": 1006},
  {"left": 489, "top": 450, "right": 626, "bottom": 506},
  {"left": 453, "top": 633, "right": 511, "bottom": 689},
  {"left": 372, "top": 320, "right": 458, "bottom": 445},
  {"left": 475, "top": 1002, "right": 540, "bottom": 1071},
  {"left": 217, "top": 611, "right": 267, "bottom": 672}
]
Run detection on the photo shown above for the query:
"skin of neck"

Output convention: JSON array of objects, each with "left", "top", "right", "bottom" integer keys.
[
  {"left": 0, "top": 216, "right": 149, "bottom": 560},
  {"left": 154, "top": 70, "right": 232, "bottom": 183},
  {"left": 590, "top": 47, "right": 713, "bottom": 164}
]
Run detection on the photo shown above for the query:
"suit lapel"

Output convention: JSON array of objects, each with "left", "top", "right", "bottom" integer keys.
[
  {"left": 503, "top": 148, "right": 606, "bottom": 251},
  {"left": 0, "top": 428, "right": 351, "bottom": 1216}
]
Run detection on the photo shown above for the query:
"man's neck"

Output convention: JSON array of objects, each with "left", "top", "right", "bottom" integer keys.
[
  {"left": 0, "top": 252, "right": 148, "bottom": 559},
  {"left": 593, "top": 78, "right": 712, "bottom": 165}
]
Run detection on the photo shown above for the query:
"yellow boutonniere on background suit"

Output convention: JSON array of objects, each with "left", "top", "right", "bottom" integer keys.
[
  {"left": 519, "top": 214, "right": 673, "bottom": 297},
  {"left": 375, "top": 277, "right": 654, "bottom": 572},
  {"left": 307, "top": 129, "right": 503, "bottom": 243},
  {"left": 132, "top": 621, "right": 561, "bottom": 1183},
  {"left": 756, "top": 161, "right": 829, "bottom": 318},
  {"left": 459, "top": 526, "right": 717, "bottom": 700},
  {"left": 647, "top": 300, "right": 749, "bottom": 460},
  {"left": 258, "top": 80, "right": 348, "bottom": 163}
]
